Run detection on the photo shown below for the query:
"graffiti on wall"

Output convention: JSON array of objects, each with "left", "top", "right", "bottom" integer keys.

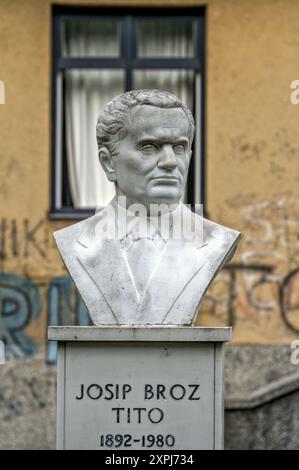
[
  {"left": 0, "top": 80, "right": 4, "bottom": 105},
  {"left": 202, "top": 197, "right": 299, "bottom": 335},
  {"left": 0, "top": 273, "right": 91, "bottom": 364},
  {"left": 1, "top": 197, "right": 299, "bottom": 362},
  {"left": 0, "top": 218, "right": 52, "bottom": 260},
  {"left": 0, "top": 273, "right": 41, "bottom": 357},
  {"left": 0, "top": 216, "right": 92, "bottom": 363}
]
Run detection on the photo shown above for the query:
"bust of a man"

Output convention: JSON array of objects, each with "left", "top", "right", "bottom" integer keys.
[{"left": 54, "top": 89, "right": 240, "bottom": 325}]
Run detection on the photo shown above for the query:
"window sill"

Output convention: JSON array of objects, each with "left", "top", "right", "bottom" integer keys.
[{"left": 48, "top": 208, "right": 97, "bottom": 220}]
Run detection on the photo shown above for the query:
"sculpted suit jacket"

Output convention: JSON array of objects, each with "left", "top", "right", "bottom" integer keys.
[{"left": 54, "top": 201, "right": 241, "bottom": 325}]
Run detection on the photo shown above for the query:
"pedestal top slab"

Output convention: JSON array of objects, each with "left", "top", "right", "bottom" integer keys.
[{"left": 48, "top": 326, "right": 232, "bottom": 342}]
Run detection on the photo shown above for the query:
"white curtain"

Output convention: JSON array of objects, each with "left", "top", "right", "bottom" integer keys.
[
  {"left": 64, "top": 19, "right": 194, "bottom": 208},
  {"left": 65, "top": 69, "right": 121, "bottom": 208},
  {"left": 135, "top": 20, "right": 194, "bottom": 109},
  {"left": 134, "top": 69, "right": 194, "bottom": 111},
  {"left": 64, "top": 21, "right": 121, "bottom": 208},
  {"left": 63, "top": 20, "right": 119, "bottom": 58},
  {"left": 135, "top": 20, "right": 195, "bottom": 204}
]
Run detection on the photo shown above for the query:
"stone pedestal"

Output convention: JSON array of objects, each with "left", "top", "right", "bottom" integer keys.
[{"left": 48, "top": 326, "right": 231, "bottom": 450}]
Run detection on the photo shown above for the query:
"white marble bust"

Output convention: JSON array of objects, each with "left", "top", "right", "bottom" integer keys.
[{"left": 54, "top": 89, "right": 241, "bottom": 325}]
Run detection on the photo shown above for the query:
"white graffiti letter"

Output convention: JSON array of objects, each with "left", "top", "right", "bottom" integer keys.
[
  {"left": 290, "top": 340, "right": 299, "bottom": 365},
  {"left": 241, "top": 201, "right": 272, "bottom": 244},
  {"left": 0, "top": 340, "right": 5, "bottom": 364},
  {"left": 0, "top": 80, "right": 5, "bottom": 105},
  {"left": 290, "top": 80, "right": 299, "bottom": 105}
]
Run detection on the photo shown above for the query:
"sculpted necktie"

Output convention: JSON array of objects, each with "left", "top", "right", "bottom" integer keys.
[{"left": 122, "top": 235, "right": 166, "bottom": 299}]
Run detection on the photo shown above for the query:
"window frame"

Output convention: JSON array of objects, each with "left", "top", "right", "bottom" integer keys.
[{"left": 50, "top": 6, "right": 205, "bottom": 219}]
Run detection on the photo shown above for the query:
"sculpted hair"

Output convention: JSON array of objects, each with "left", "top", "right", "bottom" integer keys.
[{"left": 96, "top": 89, "right": 195, "bottom": 156}]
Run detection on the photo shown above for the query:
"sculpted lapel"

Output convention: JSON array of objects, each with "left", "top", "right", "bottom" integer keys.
[
  {"left": 76, "top": 213, "right": 140, "bottom": 324},
  {"left": 137, "top": 238, "right": 208, "bottom": 323},
  {"left": 139, "top": 203, "right": 208, "bottom": 323}
]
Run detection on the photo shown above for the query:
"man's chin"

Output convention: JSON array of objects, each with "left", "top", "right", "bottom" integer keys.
[
  {"left": 119, "top": 191, "right": 183, "bottom": 211},
  {"left": 144, "top": 191, "right": 182, "bottom": 207}
]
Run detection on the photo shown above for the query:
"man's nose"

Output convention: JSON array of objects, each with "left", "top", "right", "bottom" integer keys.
[{"left": 157, "top": 145, "right": 177, "bottom": 170}]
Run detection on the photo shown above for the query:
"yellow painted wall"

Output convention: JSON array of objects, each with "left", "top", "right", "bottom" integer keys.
[{"left": 0, "top": 0, "right": 298, "bottom": 350}]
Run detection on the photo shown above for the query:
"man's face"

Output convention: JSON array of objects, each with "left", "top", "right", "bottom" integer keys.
[{"left": 112, "top": 105, "right": 192, "bottom": 208}]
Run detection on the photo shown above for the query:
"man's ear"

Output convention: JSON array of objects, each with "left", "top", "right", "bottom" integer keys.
[{"left": 98, "top": 147, "right": 117, "bottom": 182}]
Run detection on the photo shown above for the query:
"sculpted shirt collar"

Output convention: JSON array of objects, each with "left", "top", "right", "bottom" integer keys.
[
  {"left": 110, "top": 197, "right": 181, "bottom": 243},
  {"left": 78, "top": 197, "right": 206, "bottom": 248}
]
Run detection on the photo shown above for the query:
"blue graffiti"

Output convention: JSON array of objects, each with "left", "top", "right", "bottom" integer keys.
[
  {"left": 76, "top": 292, "right": 92, "bottom": 326},
  {"left": 0, "top": 273, "right": 41, "bottom": 358},
  {"left": 0, "top": 273, "right": 91, "bottom": 363},
  {"left": 47, "top": 277, "right": 91, "bottom": 364}
]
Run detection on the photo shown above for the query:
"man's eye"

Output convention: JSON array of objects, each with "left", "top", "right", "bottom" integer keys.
[
  {"left": 173, "top": 144, "right": 185, "bottom": 153},
  {"left": 140, "top": 144, "right": 158, "bottom": 153}
]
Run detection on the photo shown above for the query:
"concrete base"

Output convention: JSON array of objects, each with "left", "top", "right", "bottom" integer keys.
[{"left": 48, "top": 326, "right": 231, "bottom": 450}]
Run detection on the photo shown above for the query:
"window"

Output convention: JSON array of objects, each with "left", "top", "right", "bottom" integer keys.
[{"left": 51, "top": 7, "right": 205, "bottom": 219}]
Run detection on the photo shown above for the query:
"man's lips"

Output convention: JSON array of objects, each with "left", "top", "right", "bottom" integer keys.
[{"left": 151, "top": 175, "right": 181, "bottom": 181}]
